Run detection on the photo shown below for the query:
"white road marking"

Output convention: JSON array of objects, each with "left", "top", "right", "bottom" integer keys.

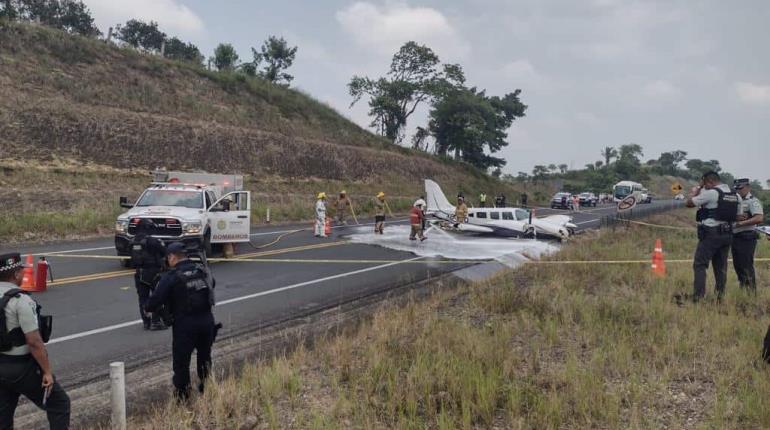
[{"left": 47, "top": 256, "right": 424, "bottom": 345}]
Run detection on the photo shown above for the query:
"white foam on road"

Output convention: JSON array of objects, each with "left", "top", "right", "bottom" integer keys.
[{"left": 346, "top": 225, "right": 559, "bottom": 263}]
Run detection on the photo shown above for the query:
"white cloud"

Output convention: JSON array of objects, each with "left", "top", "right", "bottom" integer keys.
[
  {"left": 84, "top": 0, "right": 204, "bottom": 37},
  {"left": 641, "top": 80, "right": 682, "bottom": 102},
  {"left": 335, "top": 2, "right": 470, "bottom": 61},
  {"left": 735, "top": 82, "right": 770, "bottom": 106}
]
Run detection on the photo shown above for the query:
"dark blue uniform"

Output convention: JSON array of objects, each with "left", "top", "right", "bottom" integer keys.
[
  {"left": 146, "top": 259, "right": 216, "bottom": 399},
  {"left": 131, "top": 233, "right": 166, "bottom": 329}
]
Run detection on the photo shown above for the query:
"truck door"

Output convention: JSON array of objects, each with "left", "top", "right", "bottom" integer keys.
[{"left": 208, "top": 191, "right": 251, "bottom": 243}]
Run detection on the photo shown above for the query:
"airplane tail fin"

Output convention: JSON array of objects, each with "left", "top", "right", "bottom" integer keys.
[{"left": 425, "top": 179, "right": 455, "bottom": 215}]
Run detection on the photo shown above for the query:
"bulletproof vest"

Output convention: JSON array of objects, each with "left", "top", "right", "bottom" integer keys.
[
  {"left": 0, "top": 289, "right": 52, "bottom": 352},
  {"left": 177, "top": 263, "right": 214, "bottom": 315},
  {"left": 131, "top": 235, "right": 163, "bottom": 268},
  {"left": 696, "top": 187, "right": 739, "bottom": 223}
]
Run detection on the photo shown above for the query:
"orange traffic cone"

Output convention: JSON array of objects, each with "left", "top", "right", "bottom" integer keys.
[
  {"left": 651, "top": 238, "right": 666, "bottom": 277},
  {"left": 20, "top": 255, "right": 36, "bottom": 291},
  {"left": 324, "top": 217, "right": 332, "bottom": 236}
]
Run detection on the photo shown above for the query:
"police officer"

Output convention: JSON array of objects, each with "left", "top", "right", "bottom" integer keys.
[
  {"left": 146, "top": 243, "right": 216, "bottom": 400},
  {"left": 686, "top": 171, "right": 740, "bottom": 302},
  {"left": 731, "top": 178, "right": 764, "bottom": 291},
  {"left": 131, "top": 219, "right": 167, "bottom": 330},
  {"left": 0, "top": 253, "right": 70, "bottom": 429}
]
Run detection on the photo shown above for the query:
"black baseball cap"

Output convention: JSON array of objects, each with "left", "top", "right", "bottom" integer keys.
[
  {"left": 166, "top": 242, "right": 187, "bottom": 256},
  {"left": 0, "top": 253, "right": 24, "bottom": 273},
  {"left": 733, "top": 178, "right": 750, "bottom": 188}
]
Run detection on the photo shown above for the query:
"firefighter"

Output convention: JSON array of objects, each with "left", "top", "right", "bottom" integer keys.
[
  {"left": 374, "top": 192, "right": 386, "bottom": 234},
  {"left": 454, "top": 195, "right": 468, "bottom": 226},
  {"left": 686, "top": 171, "right": 740, "bottom": 302},
  {"left": 131, "top": 219, "right": 168, "bottom": 330},
  {"left": 315, "top": 193, "right": 327, "bottom": 238},
  {"left": 731, "top": 178, "right": 764, "bottom": 291},
  {"left": 410, "top": 200, "right": 427, "bottom": 241},
  {"left": 335, "top": 191, "right": 351, "bottom": 225}
]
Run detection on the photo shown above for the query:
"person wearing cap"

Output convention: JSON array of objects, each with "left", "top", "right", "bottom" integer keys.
[
  {"left": 731, "top": 178, "right": 764, "bottom": 291},
  {"left": 146, "top": 243, "right": 217, "bottom": 400},
  {"left": 409, "top": 200, "right": 427, "bottom": 241},
  {"left": 374, "top": 192, "right": 386, "bottom": 235},
  {"left": 335, "top": 191, "right": 351, "bottom": 225},
  {"left": 686, "top": 171, "right": 740, "bottom": 302},
  {"left": 131, "top": 219, "right": 168, "bottom": 331},
  {"left": 0, "top": 253, "right": 70, "bottom": 429},
  {"left": 454, "top": 195, "right": 468, "bottom": 226},
  {"left": 315, "top": 192, "right": 327, "bottom": 238}
]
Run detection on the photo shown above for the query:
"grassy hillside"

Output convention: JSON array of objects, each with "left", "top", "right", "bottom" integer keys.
[
  {"left": 0, "top": 21, "right": 521, "bottom": 242},
  {"left": 131, "top": 210, "right": 770, "bottom": 429}
]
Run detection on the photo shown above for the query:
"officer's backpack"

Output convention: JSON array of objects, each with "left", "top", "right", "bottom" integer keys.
[{"left": 0, "top": 288, "right": 52, "bottom": 352}]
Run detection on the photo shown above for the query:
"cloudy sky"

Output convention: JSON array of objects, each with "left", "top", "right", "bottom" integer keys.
[{"left": 83, "top": 0, "right": 770, "bottom": 182}]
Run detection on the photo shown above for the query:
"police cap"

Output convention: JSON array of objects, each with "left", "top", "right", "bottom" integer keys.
[
  {"left": 166, "top": 242, "right": 187, "bottom": 256},
  {"left": 0, "top": 253, "right": 23, "bottom": 273},
  {"left": 733, "top": 178, "right": 750, "bottom": 189}
]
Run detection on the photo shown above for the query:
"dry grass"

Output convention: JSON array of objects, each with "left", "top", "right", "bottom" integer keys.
[{"left": 124, "top": 209, "right": 770, "bottom": 429}]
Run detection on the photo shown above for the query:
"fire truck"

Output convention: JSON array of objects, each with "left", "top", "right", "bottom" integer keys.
[{"left": 114, "top": 171, "right": 251, "bottom": 264}]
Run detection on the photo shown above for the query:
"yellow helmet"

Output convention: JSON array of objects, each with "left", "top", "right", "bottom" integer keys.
[
  {"left": 317, "top": 192, "right": 326, "bottom": 199},
  {"left": 377, "top": 191, "right": 385, "bottom": 198},
  {"left": 340, "top": 190, "right": 347, "bottom": 195}
]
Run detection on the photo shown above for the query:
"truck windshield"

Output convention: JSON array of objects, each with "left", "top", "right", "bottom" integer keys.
[{"left": 136, "top": 190, "right": 203, "bottom": 208}]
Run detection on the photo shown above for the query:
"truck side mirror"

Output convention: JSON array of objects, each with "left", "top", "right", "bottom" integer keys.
[{"left": 119, "top": 196, "right": 133, "bottom": 209}]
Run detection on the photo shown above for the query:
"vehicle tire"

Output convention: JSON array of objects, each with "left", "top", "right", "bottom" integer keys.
[
  {"left": 121, "top": 258, "right": 132, "bottom": 269},
  {"left": 551, "top": 205, "right": 556, "bottom": 209},
  {"left": 203, "top": 230, "right": 212, "bottom": 257}
]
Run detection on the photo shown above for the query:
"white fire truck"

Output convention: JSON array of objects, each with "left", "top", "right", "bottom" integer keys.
[{"left": 115, "top": 171, "right": 251, "bottom": 264}]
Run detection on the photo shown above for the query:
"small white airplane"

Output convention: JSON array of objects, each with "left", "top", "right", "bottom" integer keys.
[{"left": 424, "top": 179, "right": 577, "bottom": 240}]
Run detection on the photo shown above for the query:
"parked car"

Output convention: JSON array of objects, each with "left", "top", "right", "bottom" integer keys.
[
  {"left": 550, "top": 192, "right": 574, "bottom": 209},
  {"left": 578, "top": 192, "right": 598, "bottom": 207}
]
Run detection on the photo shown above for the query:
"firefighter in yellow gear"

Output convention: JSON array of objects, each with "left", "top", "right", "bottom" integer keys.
[
  {"left": 335, "top": 191, "right": 352, "bottom": 225},
  {"left": 374, "top": 192, "right": 386, "bottom": 234},
  {"left": 454, "top": 195, "right": 468, "bottom": 226}
]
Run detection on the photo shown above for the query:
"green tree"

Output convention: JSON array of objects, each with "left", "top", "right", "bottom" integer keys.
[
  {"left": 428, "top": 87, "right": 526, "bottom": 169},
  {"left": 0, "top": 0, "right": 19, "bottom": 19},
  {"left": 212, "top": 43, "right": 239, "bottom": 71},
  {"left": 3, "top": 0, "right": 99, "bottom": 36},
  {"left": 532, "top": 165, "right": 549, "bottom": 183},
  {"left": 251, "top": 36, "right": 298, "bottom": 85},
  {"left": 601, "top": 146, "right": 617, "bottom": 166},
  {"left": 558, "top": 163, "right": 568, "bottom": 174},
  {"left": 411, "top": 126, "right": 430, "bottom": 151},
  {"left": 349, "top": 41, "right": 462, "bottom": 143},
  {"left": 164, "top": 36, "right": 203, "bottom": 64},
  {"left": 115, "top": 19, "right": 165, "bottom": 52}
]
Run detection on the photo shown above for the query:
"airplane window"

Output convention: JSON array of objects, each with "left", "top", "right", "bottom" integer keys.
[
  {"left": 515, "top": 209, "right": 529, "bottom": 220},
  {"left": 477, "top": 212, "right": 487, "bottom": 219},
  {"left": 490, "top": 212, "right": 500, "bottom": 220},
  {"left": 502, "top": 212, "right": 514, "bottom": 220},
  {"left": 468, "top": 213, "right": 474, "bottom": 217}
]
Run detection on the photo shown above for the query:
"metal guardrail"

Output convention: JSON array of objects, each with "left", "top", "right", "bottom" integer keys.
[{"left": 600, "top": 200, "right": 686, "bottom": 230}]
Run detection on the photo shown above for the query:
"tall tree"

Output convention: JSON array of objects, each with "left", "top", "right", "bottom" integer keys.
[
  {"left": 163, "top": 36, "right": 203, "bottom": 64},
  {"left": 411, "top": 126, "right": 430, "bottom": 151},
  {"left": 532, "top": 165, "right": 549, "bottom": 183},
  {"left": 3, "top": 0, "right": 99, "bottom": 36},
  {"left": 250, "top": 36, "right": 297, "bottom": 85},
  {"left": 115, "top": 19, "right": 165, "bottom": 52},
  {"left": 212, "top": 43, "right": 239, "bottom": 71},
  {"left": 428, "top": 87, "right": 526, "bottom": 169},
  {"left": 348, "top": 41, "right": 462, "bottom": 143},
  {"left": 601, "top": 146, "right": 618, "bottom": 166},
  {"left": 558, "top": 163, "right": 568, "bottom": 174}
]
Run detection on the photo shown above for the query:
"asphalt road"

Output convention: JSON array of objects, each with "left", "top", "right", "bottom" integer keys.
[{"left": 2, "top": 200, "right": 678, "bottom": 388}]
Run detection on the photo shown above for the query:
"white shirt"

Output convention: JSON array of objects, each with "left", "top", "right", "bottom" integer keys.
[
  {"left": 691, "top": 184, "right": 736, "bottom": 227},
  {"left": 0, "top": 282, "right": 39, "bottom": 356}
]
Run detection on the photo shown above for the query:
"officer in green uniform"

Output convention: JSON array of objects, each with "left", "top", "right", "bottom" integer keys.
[
  {"left": 0, "top": 253, "right": 70, "bottom": 429},
  {"left": 731, "top": 178, "right": 764, "bottom": 291}
]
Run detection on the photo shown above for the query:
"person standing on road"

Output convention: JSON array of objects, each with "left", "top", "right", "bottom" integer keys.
[
  {"left": 146, "top": 243, "right": 217, "bottom": 400},
  {"left": 374, "top": 192, "right": 386, "bottom": 235},
  {"left": 314, "top": 192, "right": 327, "bottom": 238},
  {"left": 409, "top": 200, "right": 427, "bottom": 241},
  {"left": 335, "top": 191, "right": 351, "bottom": 225},
  {"left": 0, "top": 253, "right": 70, "bottom": 429},
  {"left": 686, "top": 171, "right": 740, "bottom": 302},
  {"left": 131, "top": 219, "right": 168, "bottom": 330},
  {"left": 479, "top": 193, "right": 487, "bottom": 207},
  {"left": 731, "top": 178, "right": 764, "bottom": 291}
]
